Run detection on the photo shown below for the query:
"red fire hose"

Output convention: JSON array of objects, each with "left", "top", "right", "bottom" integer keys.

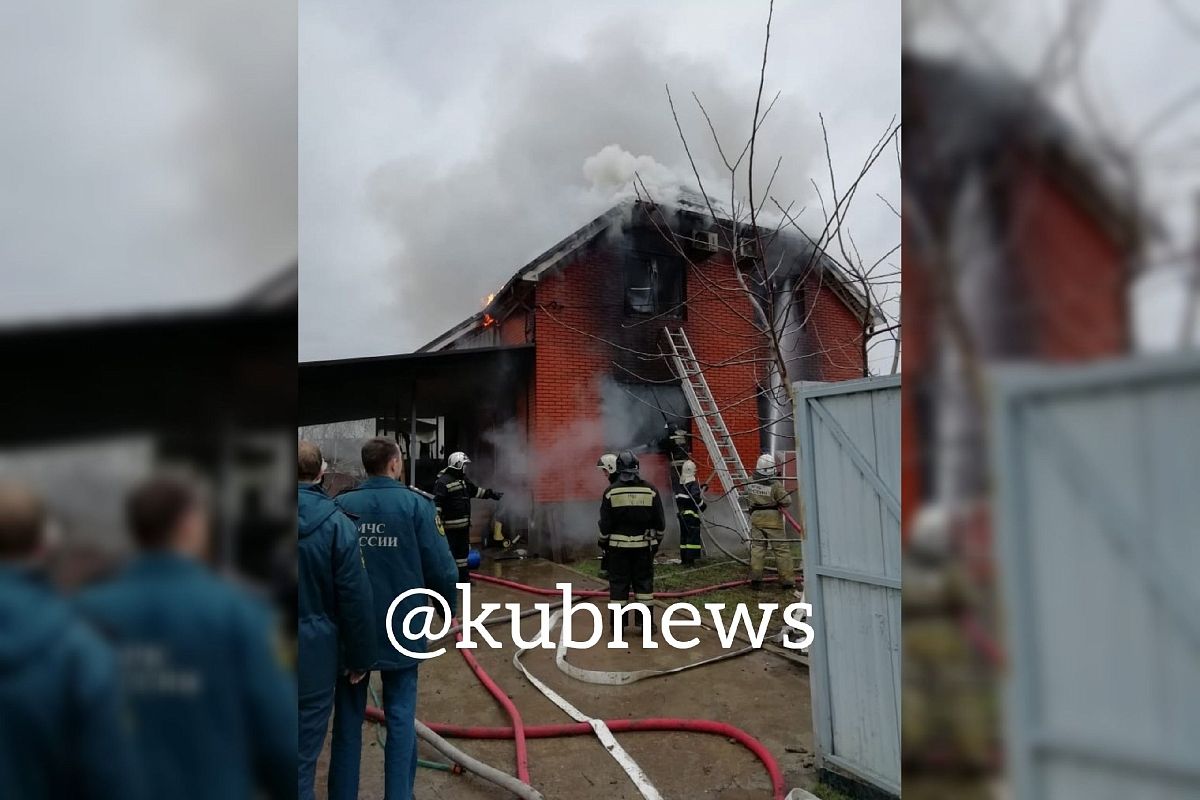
[
  {"left": 425, "top": 719, "right": 786, "bottom": 800},
  {"left": 469, "top": 571, "right": 783, "bottom": 598},
  {"left": 453, "top": 624, "right": 532, "bottom": 785}
]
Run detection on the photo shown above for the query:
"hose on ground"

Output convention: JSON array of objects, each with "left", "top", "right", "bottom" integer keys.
[
  {"left": 470, "top": 571, "right": 781, "bottom": 598},
  {"left": 454, "top": 624, "right": 532, "bottom": 785},
  {"left": 414, "top": 719, "right": 545, "bottom": 800},
  {"left": 425, "top": 719, "right": 785, "bottom": 800}
]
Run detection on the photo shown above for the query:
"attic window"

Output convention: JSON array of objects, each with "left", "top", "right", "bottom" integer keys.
[{"left": 624, "top": 255, "right": 685, "bottom": 318}]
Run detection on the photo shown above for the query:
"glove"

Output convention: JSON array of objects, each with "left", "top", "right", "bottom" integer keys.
[
  {"left": 485, "top": 489, "right": 504, "bottom": 501},
  {"left": 650, "top": 538, "right": 661, "bottom": 556}
]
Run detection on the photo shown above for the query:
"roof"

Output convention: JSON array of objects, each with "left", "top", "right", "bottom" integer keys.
[
  {"left": 299, "top": 344, "right": 534, "bottom": 426},
  {"left": 420, "top": 196, "right": 881, "bottom": 352},
  {"left": 903, "top": 54, "right": 1145, "bottom": 249}
]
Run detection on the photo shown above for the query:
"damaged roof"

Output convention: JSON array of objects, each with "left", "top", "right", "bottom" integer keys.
[{"left": 420, "top": 194, "right": 882, "bottom": 352}]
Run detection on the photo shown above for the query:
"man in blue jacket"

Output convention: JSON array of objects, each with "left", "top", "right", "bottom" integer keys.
[
  {"left": 0, "top": 482, "right": 139, "bottom": 800},
  {"left": 332, "top": 437, "right": 459, "bottom": 800},
  {"left": 295, "top": 442, "right": 376, "bottom": 800},
  {"left": 76, "top": 475, "right": 297, "bottom": 800}
]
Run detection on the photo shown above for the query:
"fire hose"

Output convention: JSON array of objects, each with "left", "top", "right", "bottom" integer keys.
[
  {"left": 469, "top": 571, "right": 780, "bottom": 597},
  {"left": 425, "top": 720, "right": 786, "bottom": 800},
  {"left": 365, "top": 573, "right": 793, "bottom": 797}
]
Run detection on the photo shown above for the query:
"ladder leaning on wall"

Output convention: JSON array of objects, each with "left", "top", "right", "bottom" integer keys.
[{"left": 662, "top": 327, "right": 753, "bottom": 545}]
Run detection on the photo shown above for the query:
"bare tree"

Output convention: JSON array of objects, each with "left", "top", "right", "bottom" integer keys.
[{"left": 537, "top": 0, "right": 901, "bottom": 562}]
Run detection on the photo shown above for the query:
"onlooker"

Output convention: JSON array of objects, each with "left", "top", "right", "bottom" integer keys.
[
  {"left": 77, "top": 475, "right": 296, "bottom": 799},
  {"left": 0, "top": 482, "right": 139, "bottom": 799},
  {"left": 330, "top": 437, "right": 458, "bottom": 800},
  {"left": 294, "top": 442, "right": 375, "bottom": 800}
]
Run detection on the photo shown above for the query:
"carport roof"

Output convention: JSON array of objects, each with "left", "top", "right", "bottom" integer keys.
[{"left": 299, "top": 344, "right": 534, "bottom": 426}]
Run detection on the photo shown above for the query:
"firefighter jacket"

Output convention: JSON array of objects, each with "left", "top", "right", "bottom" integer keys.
[
  {"left": 335, "top": 475, "right": 459, "bottom": 670},
  {"left": 674, "top": 480, "right": 707, "bottom": 520},
  {"left": 294, "top": 484, "right": 375, "bottom": 699},
  {"left": 746, "top": 476, "right": 790, "bottom": 530},
  {"left": 1, "top": 566, "right": 140, "bottom": 800},
  {"left": 433, "top": 468, "right": 491, "bottom": 531},
  {"left": 598, "top": 477, "right": 666, "bottom": 549},
  {"left": 76, "top": 552, "right": 296, "bottom": 800}
]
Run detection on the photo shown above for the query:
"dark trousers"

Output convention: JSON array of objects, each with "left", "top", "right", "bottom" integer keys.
[
  {"left": 298, "top": 688, "right": 334, "bottom": 800},
  {"left": 679, "top": 516, "right": 703, "bottom": 564},
  {"left": 329, "top": 668, "right": 420, "bottom": 800},
  {"left": 606, "top": 546, "right": 654, "bottom": 603},
  {"left": 447, "top": 526, "right": 470, "bottom": 583}
]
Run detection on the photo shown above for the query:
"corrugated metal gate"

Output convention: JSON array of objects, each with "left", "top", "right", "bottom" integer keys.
[
  {"left": 992, "top": 356, "right": 1200, "bottom": 799},
  {"left": 795, "top": 376, "right": 902, "bottom": 795}
]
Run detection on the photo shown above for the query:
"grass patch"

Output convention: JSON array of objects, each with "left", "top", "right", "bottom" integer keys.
[
  {"left": 810, "top": 783, "right": 857, "bottom": 800},
  {"left": 566, "top": 556, "right": 800, "bottom": 632}
]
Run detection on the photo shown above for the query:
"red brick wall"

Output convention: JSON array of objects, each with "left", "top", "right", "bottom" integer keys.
[
  {"left": 526, "top": 241, "right": 864, "bottom": 505},
  {"left": 1010, "top": 164, "right": 1130, "bottom": 359},
  {"left": 802, "top": 274, "right": 868, "bottom": 381}
]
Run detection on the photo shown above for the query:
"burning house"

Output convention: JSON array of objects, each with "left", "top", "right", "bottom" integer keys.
[
  {"left": 415, "top": 195, "right": 879, "bottom": 555},
  {"left": 301, "top": 195, "right": 878, "bottom": 558}
]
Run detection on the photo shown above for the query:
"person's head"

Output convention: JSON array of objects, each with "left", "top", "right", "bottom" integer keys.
[
  {"left": 126, "top": 476, "right": 208, "bottom": 558},
  {"left": 362, "top": 437, "right": 403, "bottom": 479},
  {"left": 680, "top": 460, "right": 697, "bottom": 484},
  {"left": 298, "top": 440, "right": 326, "bottom": 484},
  {"left": 755, "top": 453, "right": 776, "bottom": 478},
  {"left": 446, "top": 451, "right": 471, "bottom": 473},
  {"left": 615, "top": 450, "right": 640, "bottom": 482},
  {"left": 0, "top": 482, "right": 47, "bottom": 564}
]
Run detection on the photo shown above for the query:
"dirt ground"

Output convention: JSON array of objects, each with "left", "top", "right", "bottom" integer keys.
[{"left": 316, "top": 557, "right": 817, "bottom": 799}]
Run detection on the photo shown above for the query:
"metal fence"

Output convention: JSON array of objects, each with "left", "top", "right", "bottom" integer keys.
[
  {"left": 992, "top": 355, "right": 1200, "bottom": 799},
  {"left": 795, "top": 375, "right": 902, "bottom": 796}
]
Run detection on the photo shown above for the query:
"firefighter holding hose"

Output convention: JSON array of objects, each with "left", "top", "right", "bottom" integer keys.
[
  {"left": 595, "top": 452, "right": 618, "bottom": 577},
  {"left": 433, "top": 451, "right": 503, "bottom": 583},
  {"left": 746, "top": 453, "right": 796, "bottom": 591},
  {"left": 675, "top": 459, "right": 706, "bottom": 565},
  {"left": 597, "top": 450, "right": 665, "bottom": 634}
]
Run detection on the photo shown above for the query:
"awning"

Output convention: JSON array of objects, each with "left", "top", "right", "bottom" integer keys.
[{"left": 299, "top": 344, "right": 534, "bottom": 426}]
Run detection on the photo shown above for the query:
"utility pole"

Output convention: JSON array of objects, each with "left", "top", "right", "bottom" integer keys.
[{"left": 1180, "top": 193, "right": 1200, "bottom": 348}]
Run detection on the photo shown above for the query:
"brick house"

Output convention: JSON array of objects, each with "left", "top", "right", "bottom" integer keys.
[
  {"left": 902, "top": 55, "right": 1141, "bottom": 544},
  {"left": 420, "top": 197, "right": 876, "bottom": 558}
]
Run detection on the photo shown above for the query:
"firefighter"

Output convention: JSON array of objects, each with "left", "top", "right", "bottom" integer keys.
[
  {"left": 595, "top": 453, "right": 618, "bottom": 578},
  {"left": 78, "top": 474, "right": 297, "bottom": 800},
  {"left": 661, "top": 424, "right": 690, "bottom": 491},
  {"left": 674, "top": 459, "right": 706, "bottom": 565},
  {"left": 597, "top": 450, "right": 665, "bottom": 634},
  {"left": 331, "top": 438, "right": 458, "bottom": 800},
  {"left": 293, "top": 442, "right": 376, "bottom": 800},
  {"left": 746, "top": 453, "right": 796, "bottom": 591},
  {"left": 433, "top": 451, "right": 503, "bottom": 583}
]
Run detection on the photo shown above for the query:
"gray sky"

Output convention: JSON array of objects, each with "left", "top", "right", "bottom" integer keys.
[
  {"left": 0, "top": 2, "right": 297, "bottom": 323},
  {"left": 299, "top": 0, "right": 901, "bottom": 362}
]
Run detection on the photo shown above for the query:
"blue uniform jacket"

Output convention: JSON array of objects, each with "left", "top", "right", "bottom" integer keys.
[
  {"left": 336, "top": 476, "right": 459, "bottom": 670},
  {"left": 0, "top": 565, "right": 138, "bottom": 800},
  {"left": 296, "top": 483, "right": 375, "bottom": 696},
  {"left": 76, "top": 553, "right": 296, "bottom": 800}
]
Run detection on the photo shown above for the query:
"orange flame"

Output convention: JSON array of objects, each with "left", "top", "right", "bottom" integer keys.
[
  {"left": 482, "top": 313, "right": 496, "bottom": 328},
  {"left": 481, "top": 292, "right": 495, "bottom": 308}
]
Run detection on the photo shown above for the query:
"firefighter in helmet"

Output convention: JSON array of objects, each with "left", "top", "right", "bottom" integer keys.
[
  {"left": 674, "top": 459, "right": 706, "bottom": 565},
  {"left": 597, "top": 450, "right": 665, "bottom": 634},
  {"left": 746, "top": 453, "right": 796, "bottom": 591},
  {"left": 433, "top": 452, "right": 503, "bottom": 583},
  {"left": 595, "top": 453, "right": 618, "bottom": 578}
]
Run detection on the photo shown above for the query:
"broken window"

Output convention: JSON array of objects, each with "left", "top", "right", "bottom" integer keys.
[{"left": 624, "top": 254, "right": 685, "bottom": 318}]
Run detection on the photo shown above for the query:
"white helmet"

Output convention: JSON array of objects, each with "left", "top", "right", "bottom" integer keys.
[
  {"left": 447, "top": 451, "right": 471, "bottom": 470},
  {"left": 596, "top": 453, "right": 617, "bottom": 474},
  {"left": 680, "top": 459, "right": 697, "bottom": 483},
  {"left": 755, "top": 453, "right": 776, "bottom": 477}
]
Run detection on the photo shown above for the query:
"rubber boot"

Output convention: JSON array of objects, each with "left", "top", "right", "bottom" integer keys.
[{"left": 749, "top": 579, "right": 763, "bottom": 591}]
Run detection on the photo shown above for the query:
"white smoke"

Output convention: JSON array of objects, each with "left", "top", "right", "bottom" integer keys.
[{"left": 582, "top": 144, "right": 686, "bottom": 205}]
